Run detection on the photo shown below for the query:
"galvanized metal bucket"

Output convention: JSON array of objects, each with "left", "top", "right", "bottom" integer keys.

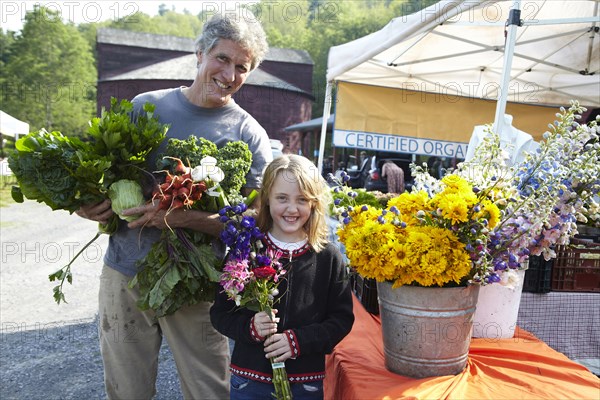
[{"left": 376, "top": 282, "right": 480, "bottom": 378}]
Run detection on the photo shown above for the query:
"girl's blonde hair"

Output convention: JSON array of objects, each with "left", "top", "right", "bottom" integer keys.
[{"left": 257, "top": 154, "right": 331, "bottom": 252}]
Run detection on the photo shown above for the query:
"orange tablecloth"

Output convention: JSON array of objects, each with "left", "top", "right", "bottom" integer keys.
[{"left": 324, "top": 296, "right": 600, "bottom": 399}]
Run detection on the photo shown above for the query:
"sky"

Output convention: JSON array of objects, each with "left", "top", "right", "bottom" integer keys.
[{"left": 1, "top": 1, "right": 254, "bottom": 32}]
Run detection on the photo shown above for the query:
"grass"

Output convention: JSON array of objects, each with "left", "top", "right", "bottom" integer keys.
[{"left": 0, "top": 175, "right": 17, "bottom": 207}]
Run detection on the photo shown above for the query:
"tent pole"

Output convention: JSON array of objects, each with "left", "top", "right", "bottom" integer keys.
[
  {"left": 493, "top": 0, "right": 522, "bottom": 136},
  {"left": 317, "top": 80, "right": 333, "bottom": 174}
]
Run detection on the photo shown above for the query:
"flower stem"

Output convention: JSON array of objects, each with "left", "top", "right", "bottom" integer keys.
[
  {"left": 263, "top": 307, "right": 293, "bottom": 399},
  {"left": 270, "top": 357, "right": 292, "bottom": 400},
  {"left": 48, "top": 231, "right": 101, "bottom": 304}
]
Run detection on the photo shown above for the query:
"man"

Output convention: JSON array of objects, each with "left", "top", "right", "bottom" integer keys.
[
  {"left": 381, "top": 159, "right": 405, "bottom": 194},
  {"left": 77, "top": 12, "right": 272, "bottom": 399}
]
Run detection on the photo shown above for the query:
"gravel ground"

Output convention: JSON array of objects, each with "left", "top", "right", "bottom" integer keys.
[
  {"left": 0, "top": 200, "right": 184, "bottom": 399},
  {"left": 0, "top": 318, "right": 184, "bottom": 400}
]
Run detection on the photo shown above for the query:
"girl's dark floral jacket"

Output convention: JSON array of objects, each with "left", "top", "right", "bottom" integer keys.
[{"left": 210, "top": 240, "right": 354, "bottom": 383}]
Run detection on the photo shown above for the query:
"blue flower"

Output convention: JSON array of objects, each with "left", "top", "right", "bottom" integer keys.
[
  {"left": 232, "top": 204, "right": 243, "bottom": 215},
  {"left": 256, "top": 254, "right": 272, "bottom": 267},
  {"left": 218, "top": 206, "right": 231, "bottom": 216},
  {"left": 241, "top": 216, "right": 255, "bottom": 229}
]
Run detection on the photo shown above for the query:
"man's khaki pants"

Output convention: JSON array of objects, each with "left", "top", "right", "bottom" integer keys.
[{"left": 98, "top": 265, "right": 230, "bottom": 400}]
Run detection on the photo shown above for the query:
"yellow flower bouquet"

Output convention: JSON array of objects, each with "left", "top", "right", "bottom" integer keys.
[{"left": 335, "top": 174, "right": 500, "bottom": 288}]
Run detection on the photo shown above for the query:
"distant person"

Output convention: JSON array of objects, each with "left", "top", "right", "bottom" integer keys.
[
  {"left": 359, "top": 151, "right": 368, "bottom": 168},
  {"left": 432, "top": 157, "right": 443, "bottom": 178},
  {"left": 382, "top": 159, "right": 405, "bottom": 193}
]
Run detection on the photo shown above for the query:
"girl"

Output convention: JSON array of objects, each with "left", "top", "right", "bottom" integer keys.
[{"left": 210, "top": 154, "right": 354, "bottom": 400}]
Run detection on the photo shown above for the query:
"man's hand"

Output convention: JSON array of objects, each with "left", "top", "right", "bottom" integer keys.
[
  {"left": 121, "top": 201, "right": 167, "bottom": 230},
  {"left": 75, "top": 200, "right": 113, "bottom": 224}
]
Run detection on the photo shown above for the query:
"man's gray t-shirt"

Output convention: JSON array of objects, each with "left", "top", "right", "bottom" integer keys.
[{"left": 104, "top": 87, "right": 273, "bottom": 276}]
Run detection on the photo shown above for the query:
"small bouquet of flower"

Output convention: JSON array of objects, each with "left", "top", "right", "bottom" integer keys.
[
  {"left": 218, "top": 204, "right": 292, "bottom": 400},
  {"left": 130, "top": 135, "right": 253, "bottom": 317}
]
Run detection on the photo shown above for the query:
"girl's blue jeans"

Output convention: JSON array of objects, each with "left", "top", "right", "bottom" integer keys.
[{"left": 230, "top": 374, "right": 324, "bottom": 400}]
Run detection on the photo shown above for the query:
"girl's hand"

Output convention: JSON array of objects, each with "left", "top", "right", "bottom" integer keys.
[
  {"left": 253, "top": 310, "right": 279, "bottom": 340},
  {"left": 264, "top": 333, "right": 293, "bottom": 362}
]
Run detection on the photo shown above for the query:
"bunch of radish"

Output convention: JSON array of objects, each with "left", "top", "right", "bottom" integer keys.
[{"left": 152, "top": 156, "right": 225, "bottom": 213}]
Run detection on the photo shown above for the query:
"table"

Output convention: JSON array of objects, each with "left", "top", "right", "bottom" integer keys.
[
  {"left": 324, "top": 296, "right": 600, "bottom": 399},
  {"left": 517, "top": 292, "right": 600, "bottom": 374}
]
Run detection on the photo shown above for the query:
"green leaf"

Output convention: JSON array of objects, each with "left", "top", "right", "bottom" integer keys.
[
  {"left": 128, "top": 275, "right": 138, "bottom": 289},
  {"left": 53, "top": 285, "right": 67, "bottom": 304},
  {"left": 148, "top": 266, "right": 181, "bottom": 310},
  {"left": 148, "top": 284, "right": 166, "bottom": 311},
  {"left": 194, "top": 246, "right": 221, "bottom": 282},
  {"left": 11, "top": 186, "right": 24, "bottom": 203}
]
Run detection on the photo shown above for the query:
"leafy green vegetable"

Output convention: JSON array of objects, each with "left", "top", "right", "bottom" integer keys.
[
  {"left": 158, "top": 135, "right": 218, "bottom": 170},
  {"left": 8, "top": 97, "right": 169, "bottom": 304},
  {"left": 159, "top": 135, "right": 253, "bottom": 207},
  {"left": 107, "top": 179, "right": 145, "bottom": 222},
  {"left": 8, "top": 129, "right": 110, "bottom": 212},
  {"left": 216, "top": 140, "right": 252, "bottom": 201},
  {"left": 130, "top": 229, "right": 220, "bottom": 317},
  {"left": 89, "top": 98, "right": 167, "bottom": 182},
  {"left": 131, "top": 135, "right": 253, "bottom": 317}
]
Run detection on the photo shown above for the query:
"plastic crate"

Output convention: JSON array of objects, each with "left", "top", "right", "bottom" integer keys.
[
  {"left": 551, "top": 239, "right": 600, "bottom": 292},
  {"left": 523, "top": 255, "right": 553, "bottom": 293},
  {"left": 351, "top": 274, "right": 379, "bottom": 314},
  {"left": 575, "top": 226, "right": 600, "bottom": 243}
]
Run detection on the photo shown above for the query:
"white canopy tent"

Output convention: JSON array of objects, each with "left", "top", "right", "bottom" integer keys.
[
  {"left": 318, "top": 0, "right": 600, "bottom": 171},
  {"left": 1, "top": 110, "right": 29, "bottom": 140}
]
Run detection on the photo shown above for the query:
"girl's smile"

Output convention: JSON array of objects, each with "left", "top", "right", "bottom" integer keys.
[{"left": 267, "top": 172, "right": 311, "bottom": 243}]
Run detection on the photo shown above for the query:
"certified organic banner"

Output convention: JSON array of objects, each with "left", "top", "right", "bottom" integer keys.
[
  {"left": 333, "top": 82, "right": 559, "bottom": 158},
  {"left": 333, "top": 129, "right": 468, "bottom": 159}
]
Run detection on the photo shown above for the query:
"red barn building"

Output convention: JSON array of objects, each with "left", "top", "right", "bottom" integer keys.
[{"left": 96, "top": 28, "right": 314, "bottom": 154}]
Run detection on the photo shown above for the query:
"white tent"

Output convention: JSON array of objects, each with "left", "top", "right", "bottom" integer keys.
[
  {"left": 318, "top": 0, "right": 600, "bottom": 170},
  {"left": 1, "top": 110, "right": 29, "bottom": 140}
]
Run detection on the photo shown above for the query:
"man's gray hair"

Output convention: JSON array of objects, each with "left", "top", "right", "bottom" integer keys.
[{"left": 195, "top": 11, "right": 269, "bottom": 71}]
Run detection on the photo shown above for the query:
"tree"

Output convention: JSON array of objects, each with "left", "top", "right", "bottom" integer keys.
[
  {"left": 0, "top": 29, "right": 17, "bottom": 89},
  {"left": 255, "top": 0, "right": 437, "bottom": 116},
  {"left": 254, "top": 0, "right": 396, "bottom": 115},
  {"left": 105, "top": 9, "right": 202, "bottom": 38},
  {"left": 0, "top": 6, "right": 96, "bottom": 136}
]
